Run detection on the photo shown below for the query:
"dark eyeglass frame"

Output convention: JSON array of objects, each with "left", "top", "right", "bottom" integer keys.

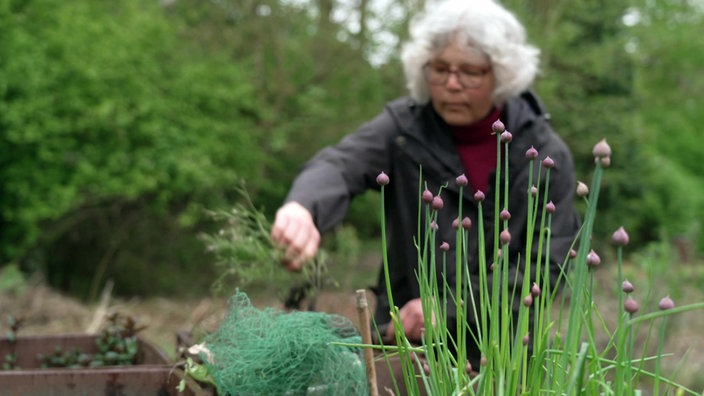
[{"left": 423, "top": 61, "right": 491, "bottom": 89}]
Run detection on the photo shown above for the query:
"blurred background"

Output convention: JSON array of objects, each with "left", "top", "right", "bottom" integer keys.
[
  {"left": 2, "top": 0, "right": 704, "bottom": 390},
  {"left": 1, "top": 0, "right": 702, "bottom": 303}
]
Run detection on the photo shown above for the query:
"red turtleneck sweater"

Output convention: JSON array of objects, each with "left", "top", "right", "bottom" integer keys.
[{"left": 449, "top": 107, "right": 502, "bottom": 193}]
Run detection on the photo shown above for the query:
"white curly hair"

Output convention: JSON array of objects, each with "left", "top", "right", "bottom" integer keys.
[{"left": 401, "top": 0, "right": 540, "bottom": 105}]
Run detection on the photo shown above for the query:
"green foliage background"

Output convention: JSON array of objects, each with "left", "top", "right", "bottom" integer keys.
[
  {"left": 504, "top": 0, "right": 703, "bottom": 252},
  {"left": 1, "top": 0, "right": 702, "bottom": 298}
]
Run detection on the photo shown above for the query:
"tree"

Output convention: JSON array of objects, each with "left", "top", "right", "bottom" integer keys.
[
  {"left": 0, "top": 0, "right": 263, "bottom": 296},
  {"left": 166, "top": 0, "right": 405, "bottom": 227},
  {"left": 627, "top": 0, "right": 704, "bottom": 251},
  {"left": 505, "top": 0, "right": 704, "bottom": 252},
  {"left": 0, "top": 0, "right": 408, "bottom": 297}
]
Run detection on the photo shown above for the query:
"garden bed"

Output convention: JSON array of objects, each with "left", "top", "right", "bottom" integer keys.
[{"left": 0, "top": 333, "right": 209, "bottom": 396}]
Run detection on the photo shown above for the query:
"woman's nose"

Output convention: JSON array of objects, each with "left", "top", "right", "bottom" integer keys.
[{"left": 445, "top": 71, "right": 463, "bottom": 89}]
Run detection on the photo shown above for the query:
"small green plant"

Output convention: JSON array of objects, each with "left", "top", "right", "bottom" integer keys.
[
  {"left": 2, "top": 315, "right": 24, "bottom": 370},
  {"left": 200, "top": 185, "right": 284, "bottom": 291},
  {"left": 201, "top": 183, "right": 333, "bottom": 307},
  {"left": 1, "top": 313, "right": 145, "bottom": 370},
  {"left": 37, "top": 313, "right": 145, "bottom": 368}
]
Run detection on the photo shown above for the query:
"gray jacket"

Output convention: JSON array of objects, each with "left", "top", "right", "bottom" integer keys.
[{"left": 285, "top": 91, "right": 580, "bottom": 365}]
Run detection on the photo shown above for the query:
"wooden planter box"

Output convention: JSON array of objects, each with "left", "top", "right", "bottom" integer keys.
[{"left": 0, "top": 334, "right": 210, "bottom": 396}]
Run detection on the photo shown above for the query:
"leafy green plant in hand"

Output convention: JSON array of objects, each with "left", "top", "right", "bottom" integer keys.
[{"left": 200, "top": 183, "right": 331, "bottom": 302}]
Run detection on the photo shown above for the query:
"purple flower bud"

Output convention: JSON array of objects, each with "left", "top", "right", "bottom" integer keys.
[
  {"left": 595, "top": 156, "right": 612, "bottom": 167},
  {"left": 474, "top": 190, "right": 485, "bottom": 202},
  {"left": 480, "top": 356, "right": 488, "bottom": 366},
  {"left": 622, "top": 279, "right": 634, "bottom": 294},
  {"left": 500, "top": 130, "right": 512, "bottom": 143},
  {"left": 500, "top": 229, "right": 511, "bottom": 245},
  {"left": 432, "top": 195, "right": 444, "bottom": 210},
  {"left": 658, "top": 295, "right": 675, "bottom": 311},
  {"left": 624, "top": 297, "right": 639, "bottom": 314},
  {"left": 462, "top": 217, "right": 472, "bottom": 230},
  {"left": 500, "top": 209, "right": 511, "bottom": 221},
  {"left": 456, "top": 174, "right": 468, "bottom": 186},
  {"left": 542, "top": 156, "right": 555, "bottom": 169},
  {"left": 576, "top": 181, "right": 589, "bottom": 197},
  {"left": 569, "top": 249, "right": 577, "bottom": 259},
  {"left": 522, "top": 333, "right": 530, "bottom": 346},
  {"left": 523, "top": 294, "right": 533, "bottom": 307},
  {"left": 525, "top": 146, "right": 538, "bottom": 160},
  {"left": 491, "top": 119, "right": 505, "bottom": 134},
  {"left": 440, "top": 241, "right": 450, "bottom": 251},
  {"left": 489, "top": 262, "right": 495, "bottom": 271},
  {"left": 376, "top": 171, "right": 389, "bottom": 186},
  {"left": 611, "top": 226, "right": 630, "bottom": 246},
  {"left": 531, "top": 282, "right": 541, "bottom": 298},
  {"left": 530, "top": 186, "right": 538, "bottom": 197},
  {"left": 545, "top": 201, "right": 556, "bottom": 214},
  {"left": 430, "top": 220, "right": 439, "bottom": 230},
  {"left": 592, "top": 139, "right": 612, "bottom": 158},
  {"left": 422, "top": 189, "right": 433, "bottom": 204},
  {"left": 465, "top": 361, "right": 473, "bottom": 374},
  {"left": 496, "top": 248, "right": 502, "bottom": 258},
  {"left": 452, "top": 217, "right": 460, "bottom": 229},
  {"left": 586, "top": 249, "right": 601, "bottom": 268}
]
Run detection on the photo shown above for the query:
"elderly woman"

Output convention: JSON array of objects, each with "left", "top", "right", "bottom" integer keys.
[{"left": 271, "top": 0, "right": 580, "bottom": 369}]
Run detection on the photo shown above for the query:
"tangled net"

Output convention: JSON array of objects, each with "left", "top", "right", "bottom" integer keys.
[{"left": 200, "top": 291, "right": 368, "bottom": 395}]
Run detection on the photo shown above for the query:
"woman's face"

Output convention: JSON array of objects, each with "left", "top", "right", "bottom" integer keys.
[{"left": 427, "top": 40, "right": 495, "bottom": 126}]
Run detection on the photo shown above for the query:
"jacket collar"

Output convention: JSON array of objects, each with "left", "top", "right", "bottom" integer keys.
[
  {"left": 388, "top": 97, "right": 464, "bottom": 176},
  {"left": 386, "top": 91, "right": 551, "bottom": 195}
]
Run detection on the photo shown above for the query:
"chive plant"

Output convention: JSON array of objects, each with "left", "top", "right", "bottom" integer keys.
[{"left": 373, "top": 134, "right": 704, "bottom": 395}]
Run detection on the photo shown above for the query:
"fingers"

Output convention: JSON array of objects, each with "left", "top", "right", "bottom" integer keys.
[
  {"left": 396, "top": 298, "right": 426, "bottom": 342},
  {"left": 271, "top": 202, "right": 320, "bottom": 272},
  {"left": 283, "top": 226, "right": 319, "bottom": 271},
  {"left": 384, "top": 298, "right": 433, "bottom": 343},
  {"left": 384, "top": 321, "right": 396, "bottom": 342}
]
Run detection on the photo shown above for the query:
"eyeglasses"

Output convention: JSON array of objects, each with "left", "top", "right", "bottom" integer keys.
[{"left": 423, "top": 61, "right": 491, "bottom": 89}]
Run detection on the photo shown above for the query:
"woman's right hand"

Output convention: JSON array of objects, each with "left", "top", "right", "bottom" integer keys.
[{"left": 270, "top": 202, "right": 320, "bottom": 272}]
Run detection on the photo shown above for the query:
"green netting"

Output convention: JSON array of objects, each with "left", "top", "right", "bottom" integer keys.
[{"left": 201, "top": 290, "right": 369, "bottom": 395}]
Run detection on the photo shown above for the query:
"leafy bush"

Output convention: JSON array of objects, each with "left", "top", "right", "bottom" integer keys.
[{"left": 1, "top": 0, "right": 263, "bottom": 295}]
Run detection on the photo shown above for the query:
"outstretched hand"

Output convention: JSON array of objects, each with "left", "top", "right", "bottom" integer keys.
[{"left": 271, "top": 202, "right": 320, "bottom": 272}]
